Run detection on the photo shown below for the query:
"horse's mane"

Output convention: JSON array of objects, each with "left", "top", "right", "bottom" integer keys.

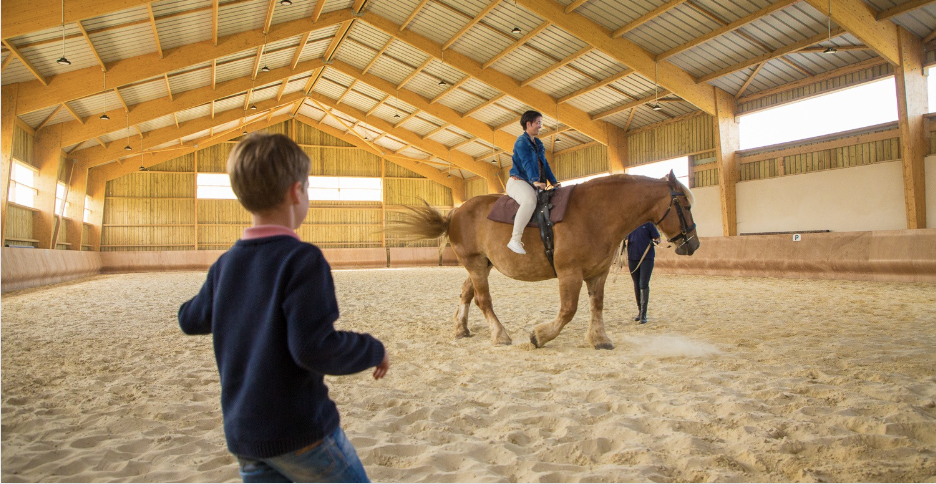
[{"left": 580, "top": 173, "right": 695, "bottom": 206}]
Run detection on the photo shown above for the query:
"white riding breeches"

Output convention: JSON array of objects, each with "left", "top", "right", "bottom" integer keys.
[{"left": 506, "top": 177, "right": 537, "bottom": 241}]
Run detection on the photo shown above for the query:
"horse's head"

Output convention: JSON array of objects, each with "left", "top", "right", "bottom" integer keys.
[{"left": 655, "top": 170, "right": 700, "bottom": 256}]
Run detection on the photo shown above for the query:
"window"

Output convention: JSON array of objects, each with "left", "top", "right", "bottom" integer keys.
[
  {"left": 9, "top": 161, "right": 38, "bottom": 208},
  {"left": 196, "top": 173, "right": 238, "bottom": 200},
  {"left": 626, "top": 156, "right": 690, "bottom": 187},
  {"left": 308, "top": 177, "right": 382, "bottom": 202},
  {"left": 55, "top": 183, "right": 71, "bottom": 215},
  {"left": 84, "top": 196, "right": 91, "bottom": 223},
  {"left": 196, "top": 174, "right": 383, "bottom": 202},
  {"left": 562, "top": 173, "right": 610, "bottom": 186},
  {"left": 739, "top": 78, "right": 899, "bottom": 150}
]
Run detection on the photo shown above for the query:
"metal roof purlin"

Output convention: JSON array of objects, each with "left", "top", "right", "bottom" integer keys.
[
  {"left": 359, "top": 9, "right": 610, "bottom": 143},
  {"left": 512, "top": 0, "right": 717, "bottom": 116},
  {"left": 11, "top": 9, "right": 354, "bottom": 117}
]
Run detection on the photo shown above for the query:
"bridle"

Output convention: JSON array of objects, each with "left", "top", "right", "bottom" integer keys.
[{"left": 655, "top": 187, "right": 696, "bottom": 249}]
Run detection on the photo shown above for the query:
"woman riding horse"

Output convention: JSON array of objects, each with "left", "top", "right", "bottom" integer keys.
[{"left": 506, "top": 111, "right": 560, "bottom": 255}]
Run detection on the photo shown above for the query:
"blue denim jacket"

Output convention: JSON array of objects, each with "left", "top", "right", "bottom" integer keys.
[{"left": 509, "top": 133, "right": 558, "bottom": 185}]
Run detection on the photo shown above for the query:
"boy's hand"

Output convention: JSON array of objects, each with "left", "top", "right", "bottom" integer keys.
[{"left": 373, "top": 352, "right": 389, "bottom": 380}]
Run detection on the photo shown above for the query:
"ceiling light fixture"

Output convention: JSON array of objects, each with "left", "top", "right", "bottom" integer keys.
[
  {"left": 260, "top": 65, "right": 270, "bottom": 72},
  {"left": 250, "top": 104, "right": 257, "bottom": 110},
  {"left": 56, "top": 0, "right": 71, "bottom": 65},
  {"left": 124, "top": 113, "right": 132, "bottom": 150},
  {"left": 649, "top": 62, "right": 664, "bottom": 113},
  {"left": 280, "top": 0, "right": 292, "bottom": 5},
  {"left": 138, "top": 137, "right": 146, "bottom": 171},
  {"left": 512, "top": 26, "right": 521, "bottom": 34}
]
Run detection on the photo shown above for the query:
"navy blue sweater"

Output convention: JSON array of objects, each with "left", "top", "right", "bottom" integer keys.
[
  {"left": 626, "top": 222, "right": 661, "bottom": 261},
  {"left": 178, "top": 235, "right": 385, "bottom": 459}
]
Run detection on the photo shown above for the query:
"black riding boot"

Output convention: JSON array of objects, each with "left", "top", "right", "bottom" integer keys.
[{"left": 638, "top": 289, "right": 649, "bottom": 324}]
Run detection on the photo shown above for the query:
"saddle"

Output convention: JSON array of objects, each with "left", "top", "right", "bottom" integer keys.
[{"left": 487, "top": 185, "right": 576, "bottom": 272}]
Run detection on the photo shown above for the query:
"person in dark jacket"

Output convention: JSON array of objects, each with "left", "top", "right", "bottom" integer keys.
[
  {"left": 625, "top": 222, "right": 661, "bottom": 324},
  {"left": 179, "top": 133, "right": 389, "bottom": 483},
  {"left": 505, "top": 110, "right": 560, "bottom": 254}
]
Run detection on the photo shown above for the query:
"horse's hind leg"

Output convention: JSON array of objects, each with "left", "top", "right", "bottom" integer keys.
[
  {"left": 584, "top": 270, "right": 614, "bottom": 350},
  {"left": 466, "top": 259, "right": 512, "bottom": 346},
  {"left": 453, "top": 276, "right": 473, "bottom": 339}
]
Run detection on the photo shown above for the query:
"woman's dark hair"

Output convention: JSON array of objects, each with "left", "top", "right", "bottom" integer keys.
[{"left": 520, "top": 110, "right": 542, "bottom": 131}]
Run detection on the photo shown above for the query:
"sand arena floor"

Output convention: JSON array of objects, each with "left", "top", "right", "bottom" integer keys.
[{"left": 2, "top": 267, "right": 935, "bottom": 482}]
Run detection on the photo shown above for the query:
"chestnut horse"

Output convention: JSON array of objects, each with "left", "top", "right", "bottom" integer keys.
[{"left": 390, "top": 171, "right": 699, "bottom": 350}]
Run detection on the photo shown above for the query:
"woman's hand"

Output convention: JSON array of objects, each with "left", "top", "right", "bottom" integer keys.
[
  {"left": 373, "top": 352, "right": 389, "bottom": 380},
  {"left": 533, "top": 182, "right": 547, "bottom": 189}
]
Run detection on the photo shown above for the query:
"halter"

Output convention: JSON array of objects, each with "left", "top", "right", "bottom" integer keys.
[{"left": 655, "top": 187, "right": 697, "bottom": 249}]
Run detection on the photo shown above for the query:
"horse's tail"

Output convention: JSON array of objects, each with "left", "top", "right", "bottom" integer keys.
[{"left": 387, "top": 200, "right": 453, "bottom": 242}]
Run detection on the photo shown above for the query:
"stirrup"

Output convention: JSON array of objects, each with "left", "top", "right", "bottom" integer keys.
[{"left": 507, "top": 240, "right": 526, "bottom": 255}]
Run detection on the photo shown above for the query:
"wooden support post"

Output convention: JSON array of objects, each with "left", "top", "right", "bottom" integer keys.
[
  {"left": 1, "top": 84, "right": 18, "bottom": 247},
  {"left": 194, "top": 148, "right": 199, "bottom": 250},
  {"left": 714, "top": 87, "right": 739, "bottom": 236},
  {"left": 85, "top": 168, "right": 107, "bottom": 251},
  {"left": 33, "top": 124, "right": 63, "bottom": 249},
  {"left": 895, "top": 26, "right": 927, "bottom": 228},
  {"left": 65, "top": 162, "right": 88, "bottom": 250},
  {"left": 607, "top": 124, "right": 627, "bottom": 174},
  {"left": 49, "top": 159, "right": 75, "bottom": 248},
  {"left": 451, "top": 176, "right": 466, "bottom": 205}
]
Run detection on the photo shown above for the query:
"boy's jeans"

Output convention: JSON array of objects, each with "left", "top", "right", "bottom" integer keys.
[{"left": 237, "top": 427, "right": 370, "bottom": 483}]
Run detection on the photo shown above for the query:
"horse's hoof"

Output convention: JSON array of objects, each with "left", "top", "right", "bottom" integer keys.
[
  {"left": 530, "top": 332, "right": 540, "bottom": 348},
  {"left": 454, "top": 331, "right": 471, "bottom": 339},
  {"left": 594, "top": 342, "right": 614, "bottom": 350}
]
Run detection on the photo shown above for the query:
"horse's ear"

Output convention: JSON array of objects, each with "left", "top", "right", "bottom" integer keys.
[{"left": 666, "top": 169, "right": 677, "bottom": 186}]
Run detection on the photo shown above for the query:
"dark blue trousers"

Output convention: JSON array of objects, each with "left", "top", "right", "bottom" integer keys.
[{"left": 627, "top": 258, "right": 654, "bottom": 306}]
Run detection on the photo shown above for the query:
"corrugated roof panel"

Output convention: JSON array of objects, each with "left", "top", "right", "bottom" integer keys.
[
  {"left": 266, "top": 34, "right": 302, "bottom": 52},
  {"left": 529, "top": 67, "right": 592, "bottom": 99},
  {"left": 385, "top": 41, "right": 431, "bottom": 70},
  {"left": 216, "top": 56, "right": 255, "bottom": 83},
  {"left": 742, "top": 4, "right": 825, "bottom": 46},
  {"left": 40, "top": 105, "right": 78, "bottom": 128},
  {"left": 72, "top": 140, "right": 99, "bottom": 152},
  {"left": 490, "top": 45, "right": 552, "bottom": 83},
  {"left": 258, "top": 47, "right": 294, "bottom": 71},
  {"left": 368, "top": 0, "right": 422, "bottom": 26},
  {"left": 573, "top": 51, "right": 628, "bottom": 81},
  {"left": 169, "top": 66, "right": 212, "bottom": 94},
  {"left": 568, "top": 85, "right": 631, "bottom": 116},
  {"left": 270, "top": 105, "right": 294, "bottom": 118},
  {"left": 100, "top": 126, "right": 135, "bottom": 144},
  {"left": 430, "top": 129, "right": 465, "bottom": 147},
  {"left": 467, "top": 103, "right": 511, "bottom": 126},
  {"left": 449, "top": 21, "right": 513, "bottom": 65},
  {"left": 9, "top": 23, "right": 81, "bottom": 46},
  {"left": 69, "top": 91, "right": 123, "bottom": 118},
  {"left": 458, "top": 143, "right": 491, "bottom": 159},
  {"left": 348, "top": 21, "right": 392, "bottom": 48},
  {"left": 270, "top": 0, "right": 317, "bottom": 26},
  {"left": 298, "top": 103, "right": 326, "bottom": 122},
  {"left": 406, "top": 1, "right": 470, "bottom": 46},
  {"left": 218, "top": 0, "right": 268, "bottom": 38},
  {"left": 19, "top": 106, "right": 59, "bottom": 129},
  {"left": 573, "top": 0, "right": 639, "bottom": 32},
  {"left": 670, "top": 32, "right": 766, "bottom": 79},
  {"left": 82, "top": 6, "right": 151, "bottom": 30},
  {"left": 213, "top": 119, "right": 242, "bottom": 133},
  {"left": 438, "top": 88, "right": 482, "bottom": 114},
  {"left": 214, "top": 94, "right": 248, "bottom": 115},
  {"left": 366, "top": 56, "right": 412, "bottom": 86},
  {"left": 17, "top": 35, "right": 98, "bottom": 79},
  {"left": 323, "top": 67, "right": 355, "bottom": 87},
  {"left": 153, "top": 0, "right": 212, "bottom": 19},
  {"left": 396, "top": 117, "right": 435, "bottom": 137},
  {"left": 296, "top": 36, "right": 334, "bottom": 64},
  {"left": 156, "top": 10, "right": 213, "bottom": 51},
  {"left": 342, "top": 91, "right": 377, "bottom": 114},
  {"left": 537, "top": 25, "right": 588, "bottom": 60},
  {"left": 460, "top": 78, "right": 499, "bottom": 100},
  {"left": 176, "top": 104, "right": 212, "bottom": 123},
  {"left": 119, "top": 78, "right": 169, "bottom": 105},
  {"left": 423, "top": 61, "right": 466, "bottom": 87},
  {"left": 622, "top": 4, "right": 720, "bottom": 55},
  {"left": 89, "top": 23, "right": 159, "bottom": 63},
  {"left": 484, "top": 2, "right": 544, "bottom": 39},
  {"left": 1, "top": 57, "right": 37, "bottom": 85},
  {"left": 406, "top": 73, "right": 451, "bottom": 103},
  {"left": 494, "top": 96, "right": 531, "bottom": 116},
  {"left": 334, "top": 38, "right": 377, "bottom": 72},
  {"left": 250, "top": 84, "right": 281, "bottom": 104},
  {"left": 313, "top": 78, "right": 347, "bottom": 100},
  {"left": 284, "top": 75, "right": 310, "bottom": 95},
  {"left": 138, "top": 113, "right": 177, "bottom": 132},
  {"left": 352, "top": 82, "right": 386, "bottom": 102},
  {"left": 321, "top": 0, "right": 354, "bottom": 15},
  {"left": 890, "top": 4, "right": 936, "bottom": 38}
]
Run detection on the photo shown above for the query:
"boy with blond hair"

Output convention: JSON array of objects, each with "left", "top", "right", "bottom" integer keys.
[{"left": 179, "top": 133, "right": 389, "bottom": 483}]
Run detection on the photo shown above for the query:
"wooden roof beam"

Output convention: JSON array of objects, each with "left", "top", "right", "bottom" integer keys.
[
  {"left": 564, "top": 0, "right": 590, "bottom": 13},
  {"left": 735, "top": 62, "right": 764, "bottom": 98},
  {"left": 613, "top": 0, "right": 688, "bottom": 38},
  {"left": 696, "top": 28, "right": 844, "bottom": 84},
  {"left": 336, "top": 80, "right": 359, "bottom": 105},
  {"left": 876, "top": 0, "right": 936, "bottom": 20},
  {"left": 442, "top": 0, "right": 501, "bottom": 50},
  {"left": 2, "top": 0, "right": 157, "bottom": 41},
  {"left": 1, "top": 55, "right": 13, "bottom": 72},
  {"left": 212, "top": 0, "right": 219, "bottom": 45},
  {"left": 113, "top": 87, "right": 130, "bottom": 112},
  {"left": 324, "top": 20, "right": 355, "bottom": 62},
  {"left": 362, "top": 39, "right": 393, "bottom": 75},
  {"left": 263, "top": 0, "right": 277, "bottom": 34},
  {"left": 361, "top": 9, "right": 611, "bottom": 141},
  {"left": 75, "top": 93, "right": 305, "bottom": 167},
  {"left": 482, "top": 21, "right": 551, "bottom": 69},
  {"left": 164, "top": 74, "right": 173, "bottom": 101},
  {"left": 304, "top": 66, "right": 325, "bottom": 94},
  {"left": 520, "top": 46, "right": 591, "bottom": 87},
  {"left": 252, "top": 45, "right": 265, "bottom": 80},
  {"left": 431, "top": 76, "right": 470, "bottom": 104},
  {"left": 63, "top": 103, "right": 85, "bottom": 124},
  {"left": 146, "top": 3, "right": 164, "bottom": 59},
  {"left": 398, "top": 58, "right": 433, "bottom": 89},
  {"left": 37, "top": 105, "right": 64, "bottom": 131},
  {"left": 658, "top": 0, "right": 799, "bottom": 61},
  {"left": 422, "top": 123, "right": 449, "bottom": 139},
  {"left": 211, "top": 59, "right": 217, "bottom": 89},
  {"left": 10, "top": 9, "right": 353, "bottom": 117},
  {"left": 1, "top": 40, "right": 48, "bottom": 86},
  {"left": 592, "top": 90, "right": 671, "bottom": 120},
  {"left": 401, "top": 0, "right": 430, "bottom": 31},
  {"left": 276, "top": 79, "right": 289, "bottom": 101},
  {"left": 291, "top": 32, "right": 312, "bottom": 69},
  {"left": 804, "top": 0, "right": 899, "bottom": 65},
  {"left": 76, "top": 21, "right": 107, "bottom": 71},
  {"left": 312, "top": 0, "right": 326, "bottom": 22},
  {"left": 463, "top": 93, "right": 506, "bottom": 117},
  {"left": 506, "top": 0, "right": 716, "bottom": 116},
  {"left": 558, "top": 68, "right": 634, "bottom": 104}
]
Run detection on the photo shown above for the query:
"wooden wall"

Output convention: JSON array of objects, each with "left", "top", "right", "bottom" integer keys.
[{"left": 99, "top": 120, "right": 452, "bottom": 252}]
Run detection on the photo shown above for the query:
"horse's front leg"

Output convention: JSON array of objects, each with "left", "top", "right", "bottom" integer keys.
[
  {"left": 453, "top": 276, "right": 473, "bottom": 339},
  {"left": 530, "top": 273, "right": 582, "bottom": 348},
  {"left": 466, "top": 260, "right": 512, "bottom": 346},
  {"left": 584, "top": 270, "right": 613, "bottom": 350}
]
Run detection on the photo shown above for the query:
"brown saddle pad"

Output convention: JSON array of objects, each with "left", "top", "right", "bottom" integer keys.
[{"left": 487, "top": 185, "right": 576, "bottom": 227}]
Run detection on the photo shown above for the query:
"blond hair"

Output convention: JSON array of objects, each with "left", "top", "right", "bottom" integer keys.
[{"left": 226, "top": 133, "right": 310, "bottom": 213}]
